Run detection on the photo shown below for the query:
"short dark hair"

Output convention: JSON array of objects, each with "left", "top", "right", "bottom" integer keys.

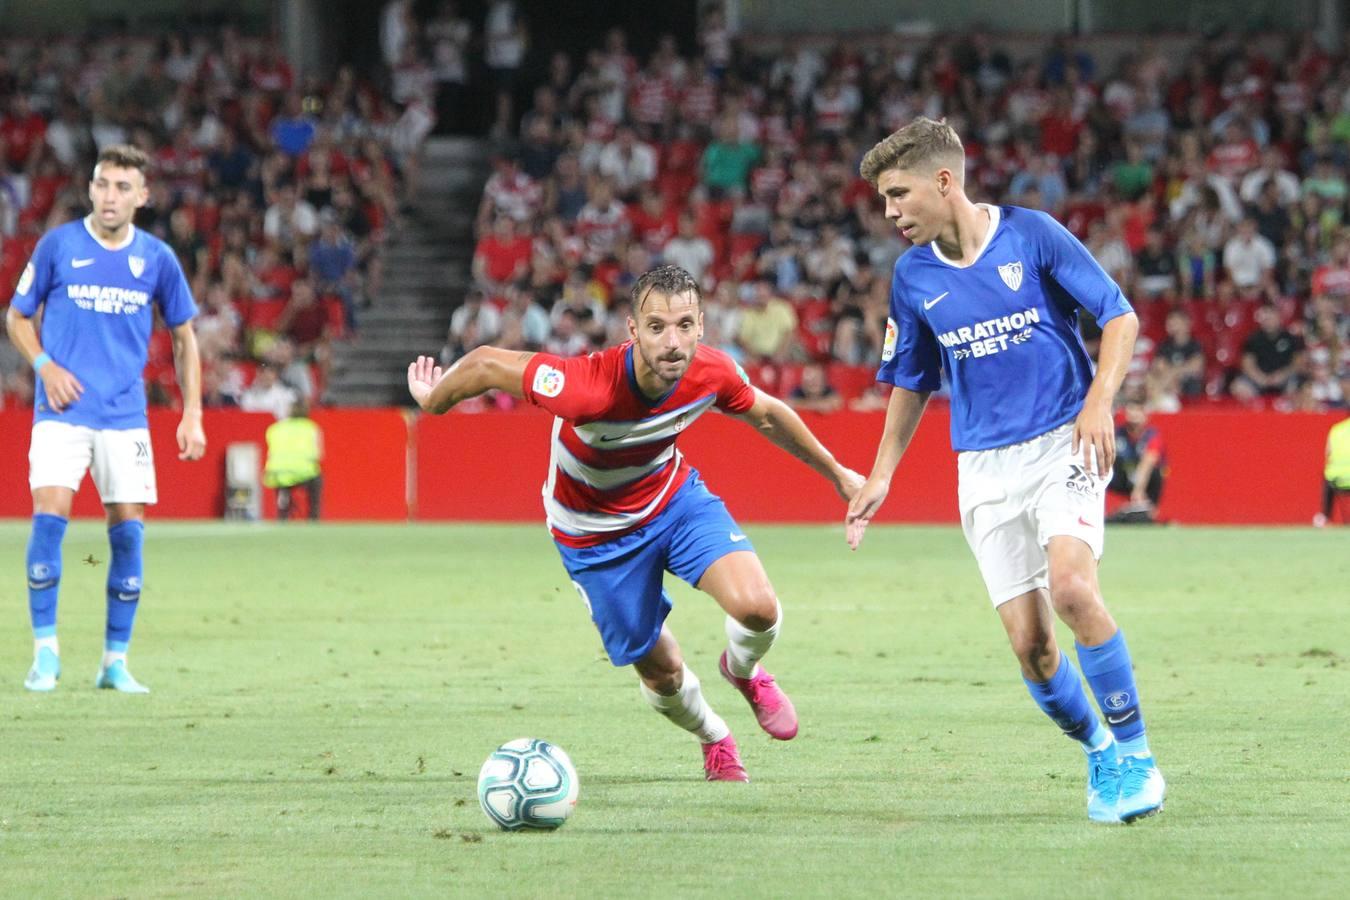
[
  {"left": 630, "top": 265, "right": 701, "bottom": 312},
  {"left": 95, "top": 144, "right": 151, "bottom": 176}
]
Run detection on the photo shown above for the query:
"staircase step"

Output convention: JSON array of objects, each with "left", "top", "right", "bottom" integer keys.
[{"left": 328, "top": 137, "right": 491, "bottom": 406}]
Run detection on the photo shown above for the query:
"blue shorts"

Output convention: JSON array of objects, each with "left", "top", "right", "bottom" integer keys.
[{"left": 554, "top": 472, "right": 755, "bottom": 667}]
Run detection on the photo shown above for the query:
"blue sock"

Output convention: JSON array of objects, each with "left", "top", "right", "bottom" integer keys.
[
  {"left": 1024, "top": 652, "right": 1103, "bottom": 748},
  {"left": 27, "top": 513, "right": 67, "bottom": 640},
  {"left": 105, "top": 520, "right": 145, "bottom": 653},
  {"left": 1076, "top": 630, "right": 1149, "bottom": 755}
]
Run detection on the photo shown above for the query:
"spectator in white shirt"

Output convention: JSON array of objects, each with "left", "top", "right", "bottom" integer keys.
[
  {"left": 596, "top": 125, "right": 657, "bottom": 200},
  {"left": 1239, "top": 147, "right": 1302, "bottom": 205},
  {"left": 1222, "top": 217, "right": 1278, "bottom": 295},
  {"left": 661, "top": 213, "right": 715, "bottom": 284}
]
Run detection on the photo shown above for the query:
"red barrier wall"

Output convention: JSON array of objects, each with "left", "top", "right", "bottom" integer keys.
[
  {"left": 414, "top": 406, "right": 1341, "bottom": 525},
  {"left": 1, "top": 407, "right": 409, "bottom": 520},
  {"left": 2, "top": 406, "right": 1340, "bottom": 524}
]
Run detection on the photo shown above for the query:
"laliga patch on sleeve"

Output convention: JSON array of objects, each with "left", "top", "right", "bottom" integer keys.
[
  {"left": 16, "top": 263, "right": 34, "bottom": 296},
  {"left": 533, "top": 364, "right": 565, "bottom": 398},
  {"left": 881, "top": 317, "right": 898, "bottom": 362}
]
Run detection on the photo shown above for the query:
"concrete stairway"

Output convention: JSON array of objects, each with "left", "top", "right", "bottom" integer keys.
[{"left": 324, "top": 137, "right": 491, "bottom": 406}]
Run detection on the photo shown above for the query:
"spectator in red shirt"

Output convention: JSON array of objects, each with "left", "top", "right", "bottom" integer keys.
[
  {"left": 1038, "top": 87, "right": 1082, "bottom": 157},
  {"left": 275, "top": 277, "right": 332, "bottom": 387},
  {"left": 627, "top": 186, "right": 679, "bottom": 254},
  {"left": 0, "top": 94, "right": 46, "bottom": 170},
  {"left": 473, "top": 214, "right": 533, "bottom": 293}
]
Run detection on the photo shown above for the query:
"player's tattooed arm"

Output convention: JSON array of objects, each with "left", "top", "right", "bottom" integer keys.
[
  {"left": 736, "top": 388, "right": 864, "bottom": 503},
  {"left": 407, "top": 347, "right": 534, "bottom": 414}
]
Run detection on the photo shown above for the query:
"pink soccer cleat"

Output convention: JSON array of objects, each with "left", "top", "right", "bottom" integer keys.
[
  {"left": 719, "top": 651, "right": 799, "bottom": 740},
  {"left": 701, "top": 734, "right": 749, "bottom": 782}
]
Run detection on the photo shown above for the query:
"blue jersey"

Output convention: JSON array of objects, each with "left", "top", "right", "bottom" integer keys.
[
  {"left": 877, "top": 205, "right": 1133, "bottom": 451},
  {"left": 12, "top": 218, "right": 197, "bottom": 429}
]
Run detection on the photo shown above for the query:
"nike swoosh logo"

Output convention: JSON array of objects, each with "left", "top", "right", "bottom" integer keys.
[
  {"left": 116, "top": 592, "right": 140, "bottom": 601},
  {"left": 598, "top": 434, "right": 625, "bottom": 442},
  {"left": 729, "top": 533, "right": 749, "bottom": 543},
  {"left": 1106, "top": 710, "right": 1136, "bottom": 725},
  {"left": 72, "top": 258, "right": 95, "bottom": 268},
  {"left": 1078, "top": 516, "right": 1094, "bottom": 527},
  {"left": 923, "top": 291, "right": 949, "bottom": 310}
]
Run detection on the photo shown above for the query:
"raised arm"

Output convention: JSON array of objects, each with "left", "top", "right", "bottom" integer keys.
[
  {"left": 734, "top": 387, "right": 863, "bottom": 502},
  {"left": 170, "top": 321, "right": 206, "bottom": 460},
  {"left": 845, "top": 386, "right": 931, "bottom": 550},
  {"left": 407, "top": 346, "right": 534, "bottom": 414},
  {"left": 1075, "top": 311, "right": 1139, "bottom": 476}
]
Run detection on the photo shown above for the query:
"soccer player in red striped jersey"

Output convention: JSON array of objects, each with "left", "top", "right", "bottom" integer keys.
[{"left": 408, "top": 265, "right": 862, "bottom": 781}]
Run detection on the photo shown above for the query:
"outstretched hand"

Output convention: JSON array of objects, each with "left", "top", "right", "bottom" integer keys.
[
  {"left": 844, "top": 476, "right": 890, "bottom": 551},
  {"left": 407, "top": 355, "right": 443, "bottom": 411},
  {"left": 834, "top": 467, "right": 866, "bottom": 504}
]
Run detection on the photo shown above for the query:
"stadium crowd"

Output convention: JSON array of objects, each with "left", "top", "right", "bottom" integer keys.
[
  {"left": 0, "top": 26, "right": 428, "bottom": 415},
  {"left": 1, "top": 8, "right": 1349, "bottom": 418},
  {"left": 449, "top": 11, "right": 1350, "bottom": 414}
]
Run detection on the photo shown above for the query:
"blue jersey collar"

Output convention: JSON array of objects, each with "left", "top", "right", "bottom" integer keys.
[
  {"left": 82, "top": 215, "right": 137, "bottom": 251},
  {"left": 930, "top": 203, "right": 1001, "bottom": 269}
]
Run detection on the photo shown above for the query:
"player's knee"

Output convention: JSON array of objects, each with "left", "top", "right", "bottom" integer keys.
[
  {"left": 733, "top": 589, "right": 779, "bottom": 633},
  {"left": 1049, "top": 571, "right": 1099, "bottom": 621},
  {"left": 639, "top": 662, "right": 684, "bottom": 696}
]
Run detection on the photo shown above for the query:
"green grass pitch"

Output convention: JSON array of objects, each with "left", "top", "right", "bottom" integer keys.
[{"left": 1, "top": 521, "right": 1346, "bottom": 898}]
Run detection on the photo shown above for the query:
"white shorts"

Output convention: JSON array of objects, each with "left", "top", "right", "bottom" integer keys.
[
  {"left": 957, "top": 423, "right": 1107, "bottom": 607},
  {"left": 28, "top": 420, "right": 159, "bottom": 504}
]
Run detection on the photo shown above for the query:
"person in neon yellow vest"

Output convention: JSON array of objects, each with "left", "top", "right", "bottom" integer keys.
[
  {"left": 263, "top": 397, "right": 323, "bottom": 521},
  {"left": 1315, "top": 409, "right": 1350, "bottom": 527}
]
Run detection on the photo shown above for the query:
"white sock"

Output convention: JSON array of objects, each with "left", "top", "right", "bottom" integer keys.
[
  {"left": 34, "top": 635, "right": 58, "bottom": 656},
  {"left": 102, "top": 649, "right": 127, "bottom": 668},
  {"left": 723, "top": 600, "right": 782, "bottom": 678},
  {"left": 639, "top": 665, "right": 730, "bottom": 744}
]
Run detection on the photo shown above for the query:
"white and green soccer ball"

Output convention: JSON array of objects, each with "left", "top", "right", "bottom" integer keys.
[{"left": 476, "top": 738, "right": 579, "bottom": 831}]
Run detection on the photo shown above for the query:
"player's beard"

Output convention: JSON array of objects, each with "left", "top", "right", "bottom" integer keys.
[{"left": 643, "top": 345, "right": 691, "bottom": 385}]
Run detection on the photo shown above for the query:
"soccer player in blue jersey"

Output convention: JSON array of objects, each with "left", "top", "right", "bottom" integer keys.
[
  {"left": 845, "top": 118, "right": 1165, "bottom": 824},
  {"left": 6, "top": 144, "right": 205, "bottom": 694}
]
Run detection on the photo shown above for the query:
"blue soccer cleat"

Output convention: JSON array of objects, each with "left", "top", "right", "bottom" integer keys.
[
  {"left": 24, "top": 647, "right": 61, "bottom": 692},
  {"left": 1085, "top": 741, "right": 1122, "bottom": 824},
  {"left": 1117, "top": 754, "right": 1165, "bottom": 823},
  {"left": 95, "top": 660, "right": 150, "bottom": 694}
]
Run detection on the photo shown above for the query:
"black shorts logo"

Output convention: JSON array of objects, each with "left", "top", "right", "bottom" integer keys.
[{"left": 1066, "top": 464, "right": 1094, "bottom": 495}]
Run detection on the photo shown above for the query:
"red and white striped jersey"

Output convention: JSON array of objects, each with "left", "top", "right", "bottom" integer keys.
[{"left": 521, "top": 342, "right": 756, "bottom": 547}]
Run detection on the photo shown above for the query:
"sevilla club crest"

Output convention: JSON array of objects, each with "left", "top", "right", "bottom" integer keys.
[{"left": 997, "top": 261, "right": 1023, "bottom": 291}]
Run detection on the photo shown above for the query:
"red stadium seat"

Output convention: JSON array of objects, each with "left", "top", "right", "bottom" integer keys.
[
  {"left": 728, "top": 232, "right": 766, "bottom": 259},
  {"left": 827, "top": 363, "right": 880, "bottom": 401},
  {"left": 322, "top": 295, "right": 347, "bottom": 339},
  {"left": 245, "top": 299, "right": 288, "bottom": 331}
]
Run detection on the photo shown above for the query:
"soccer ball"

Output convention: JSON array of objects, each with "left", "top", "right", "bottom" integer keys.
[{"left": 476, "top": 738, "right": 579, "bottom": 831}]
